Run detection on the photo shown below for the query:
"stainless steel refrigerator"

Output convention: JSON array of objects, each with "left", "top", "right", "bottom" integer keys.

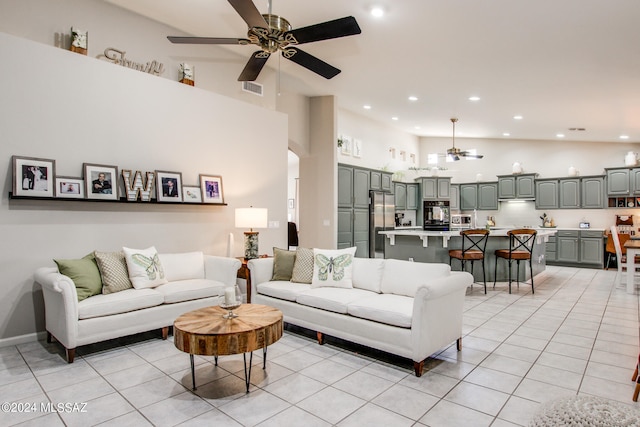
[{"left": 370, "top": 191, "right": 395, "bottom": 258}]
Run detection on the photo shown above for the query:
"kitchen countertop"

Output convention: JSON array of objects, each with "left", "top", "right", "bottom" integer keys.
[{"left": 380, "top": 227, "right": 557, "bottom": 248}]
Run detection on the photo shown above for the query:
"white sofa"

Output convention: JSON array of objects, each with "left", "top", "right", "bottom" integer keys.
[
  {"left": 248, "top": 257, "right": 472, "bottom": 376},
  {"left": 35, "top": 252, "right": 240, "bottom": 362}
]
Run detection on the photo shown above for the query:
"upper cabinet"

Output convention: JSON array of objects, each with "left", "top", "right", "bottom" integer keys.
[
  {"left": 394, "top": 182, "right": 407, "bottom": 210},
  {"left": 535, "top": 176, "right": 604, "bottom": 209},
  {"left": 338, "top": 165, "right": 354, "bottom": 208},
  {"left": 449, "top": 184, "right": 460, "bottom": 211},
  {"left": 406, "top": 183, "right": 419, "bottom": 210},
  {"left": 605, "top": 167, "right": 640, "bottom": 208},
  {"left": 497, "top": 174, "right": 537, "bottom": 200},
  {"left": 419, "top": 177, "right": 450, "bottom": 200},
  {"left": 606, "top": 168, "right": 631, "bottom": 195},
  {"left": 371, "top": 170, "right": 393, "bottom": 192},
  {"left": 459, "top": 182, "right": 498, "bottom": 211}
]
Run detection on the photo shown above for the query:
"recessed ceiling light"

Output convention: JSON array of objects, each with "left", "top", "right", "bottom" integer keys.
[
  {"left": 620, "top": 135, "right": 630, "bottom": 139},
  {"left": 513, "top": 115, "right": 523, "bottom": 120},
  {"left": 556, "top": 133, "right": 565, "bottom": 138},
  {"left": 363, "top": 105, "right": 371, "bottom": 110},
  {"left": 370, "top": 7, "right": 384, "bottom": 17},
  {"left": 503, "top": 132, "right": 511, "bottom": 137},
  {"left": 408, "top": 96, "right": 418, "bottom": 101},
  {"left": 414, "top": 126, "right": 421, "bottom": 130},
  {"left": 468, "top": 96, "right": 480, "bottom": 101},
  {"left": 391, "top": 117, "right": 399, "bottom": 121}
]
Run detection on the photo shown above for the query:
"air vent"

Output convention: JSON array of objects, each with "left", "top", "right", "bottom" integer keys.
[
  {"left": 242, "top": 81, "right": 263, "bottom": 96},
  {"left": 569, "top": 127, "right": 586, "bottom": 131}
]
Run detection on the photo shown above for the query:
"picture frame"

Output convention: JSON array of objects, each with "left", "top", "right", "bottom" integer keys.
[
  {"left": 155, "top": 170, "right": 183, "bottom": 202},
  {"left": 340, "top": 135, "right": 352, "bottom": 156},
  {"left": 353, "top": 139, "right": 362, "bottom": 158},
  {"left": 12, "top": 155, "right": 56, "bottom": 197},
  {"left": 56, "top": 176, "right": 85, "bottom": 199},
  {"left": 84, "top": 163, "right": 119, "bottom": 200},
  {"left": 182, "top": 185, "right": 202, "bottom": 203},
  {"left": 199, "top": 174, "right": 224, "bottom": 204}
]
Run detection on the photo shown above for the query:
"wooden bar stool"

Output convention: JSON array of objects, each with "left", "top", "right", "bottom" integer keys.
[
  {"left": 494, "top": 229, "right": 537, "bottom": 294},
  {"left": 633, "top": 353, "right": 640, "bottom": 402},
  {"left": 449, "top": 229, "right": 490, "bottom": 294}
]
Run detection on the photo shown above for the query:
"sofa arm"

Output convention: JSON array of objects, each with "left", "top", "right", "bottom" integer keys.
[
  {"left": 410, "top": 271, "right": 472, "bottom": 361},
  {"left": 203, "top": 255, "right": 241, "bottom": 286},
  {"left": 34, "top": 267, "right": 80, "bottom": 349},
  {"left": 247, "top": 258, "right": 275, "bottom": 296}
]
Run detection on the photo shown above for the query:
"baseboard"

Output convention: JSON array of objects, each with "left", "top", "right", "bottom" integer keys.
[{"left": 0, "top": 331, "right": 47, "bottom": 348}]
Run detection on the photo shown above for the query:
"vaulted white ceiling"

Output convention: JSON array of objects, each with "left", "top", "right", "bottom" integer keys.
[{"left": 105, "top": 0, "right": 640, "bottom": 143}]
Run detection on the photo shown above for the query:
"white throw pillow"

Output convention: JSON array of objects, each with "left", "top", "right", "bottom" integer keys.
[
  {"left": 123, "top": 246, "right": 168, "bottom": 289},
  {"left": 311, "top": 247, "right": 356, "bottom": 289}
]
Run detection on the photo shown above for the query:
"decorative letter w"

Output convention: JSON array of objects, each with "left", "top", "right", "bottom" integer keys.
[{"left": 122, "top": 170, "right": 155, "bottom": 202}]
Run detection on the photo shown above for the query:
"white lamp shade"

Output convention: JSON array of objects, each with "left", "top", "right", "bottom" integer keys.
[{"left": 235, "top": 208, "right": 268, "bottom": 229}]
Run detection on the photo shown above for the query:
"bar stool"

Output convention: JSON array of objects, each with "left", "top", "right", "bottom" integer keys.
[
  {"left": 449, "top": 229, "right": 490, "bottom": 294},
  {"left": 494, "top": 228, "right": 537, "bottom": 294}
]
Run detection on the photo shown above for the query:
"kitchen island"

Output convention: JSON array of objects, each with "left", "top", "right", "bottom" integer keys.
[{"left": 380, "top": 228, "right": 557, "bottom": 284}]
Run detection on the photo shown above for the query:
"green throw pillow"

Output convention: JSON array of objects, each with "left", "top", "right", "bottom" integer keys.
[
  {"left": 54, "top": 254, "right": 103, "bottom": 302},
  {"left": 271, "top": 247, "right": 296, "bottom": 281}
]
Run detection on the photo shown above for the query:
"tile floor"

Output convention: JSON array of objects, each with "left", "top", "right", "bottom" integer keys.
[{"left": 0, "top": 266, "right": 638, "bottom": 426}]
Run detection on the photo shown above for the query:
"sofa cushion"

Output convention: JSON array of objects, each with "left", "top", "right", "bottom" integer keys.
[
  {"left": 77, "top": 288, "right": 164, "bottom": 319},
  {"left": 311, "top": 247, "right": 356, "bottom": 289},
  {"left": 257, "top": 281, "right": 311, "bottom": 302},
  {"left": 54, "top": 254, "right": 102, "bottom": 302},
  {"left": 296, "top": 288, "right": 374, "bottom": 314},
  {"left": 347, "top": 294, "right": 414, "bottom": 328},
  {"left": 381, "top": 259, "right": 451, "bottom": 297},
  {"left": 352, "top": 258, "right": 385, "bottom": 293},
  {"left": 154, "top": 279, "right": 225, "bottom": 304},
  {"left": 94, "top": 250, "right": 133, "bottom": 294},
  {"left": 123, "top": 246, "right": 168, "bottom": 289},
  {"left": 158, "top": 251, "right": 204, "bottom": 282},
  {"left": 271, "top": 248, "right": 296, "bottom": 281},
  {"left": 291, "top": 247, "right": 314, "bottom": 284}
]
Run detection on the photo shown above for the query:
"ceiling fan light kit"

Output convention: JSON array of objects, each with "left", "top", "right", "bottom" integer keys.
[{"left": 167, "top": 0, "right": 361, "bottom": 81}]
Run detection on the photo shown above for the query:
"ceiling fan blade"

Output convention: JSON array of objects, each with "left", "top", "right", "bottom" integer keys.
[
  {"left": 282, "top": 47, "right": 341, "bottom": 79},
  {"left": 238, "top": 51, "right": 270, "bottom": 81},
  {"left": 228, "top": 0, "right": 268, "bottom": 29},
  {"left": 167, "top": 36, "right": 248, "bottom": 45},
  {"left": 462, "top": 154, "right": 484, "bottom": 159},
  {"left": 448, "top": 154, "right": 460, "bottom": 161},
  {"left": 286, "top": 16, "right": 361, "bottom": 45}
]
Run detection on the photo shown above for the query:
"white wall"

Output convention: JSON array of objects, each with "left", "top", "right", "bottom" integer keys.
[
  {"left": 338, "top": 109, "right": 420, "bottom": 180},
  {"left": 0, "top": 32, "right": 288, "bottom": 341}
]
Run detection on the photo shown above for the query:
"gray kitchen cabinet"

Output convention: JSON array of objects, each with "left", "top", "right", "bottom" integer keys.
[
  {"left": 558, "top": 178, "right": 580, "bottom": 209},
  {"left": 449, "top": 184, "right": 460, "bottom": 211},
  {"left": 420, "top": 177, "right": 451, "bottom": 199},
  {"left": 581, "top": 176, "right": 605, "bottom": 209},
  {"left": 547, "top": 229, "right": 604, "bottom": 268},
  {"left": 606, "top": 168, "right": 631, "bottom": 196},
  {"left": 371, "top": 171, "right": 393, "bottom": 192},
  {"left": 535, "top": 179, "right": 559, "bottom": 209},
  {"left": 459, "top": 182, "right": 497, "bottom": 211},
  {"left": 353, "top": 208, "right": 369, "bottom": 258},
  {"left": 556, "top": 230, "right": 579, "bottom": 263},
  {"left": 498, "top": 174, "right": 536, "bottom": 199},
  {"left": 394, "top": 182, "right": 407, "bottom": 210},
  {"left": 338, "top": 165, "right": 354, "bottom": 208},
  {"left": 337, "top": 208, "right": 353, "bottom": 249},
  {"left": 459, "top": 184, "right": 477, "bottom": 211},
  {"left": 477, "top": 182, "right": 499, "bottom": 210},
  {"left": 632, "top": 168, "right": 640, "bottom": 195},
  {"left": 406, "top": 183, "right": 419, "bottom": 210},
  {"left": 353, "top": 167, "right": 370, "bottom": 209},
  {"left": 381, "top": 172, "right": 393, "bottom": 192}
]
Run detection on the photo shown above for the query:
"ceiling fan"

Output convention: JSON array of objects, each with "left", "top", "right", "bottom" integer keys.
[
  {"left": 443, "top": 118, "right": 484, "bottom": 161},
  {"left": 167, "top": 0, "right": 361, "bottom": 81}
]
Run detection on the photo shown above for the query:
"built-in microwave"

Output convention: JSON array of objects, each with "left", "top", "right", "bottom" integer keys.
[{"left": 423, "top": 200, "right": 450, "bottom": 230}]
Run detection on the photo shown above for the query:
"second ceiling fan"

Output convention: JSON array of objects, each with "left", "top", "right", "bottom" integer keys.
[
  {"left": 167, "top": 0, "right": 361, "bottom": 81},
  {"left": 444, "top": 118, "right": 484, "bottom": 161}
]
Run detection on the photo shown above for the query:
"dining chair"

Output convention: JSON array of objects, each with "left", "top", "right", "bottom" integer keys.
[
  {"left": 494, "top": 228, "right": 537, "bottom": 294},
  {"left": 449, "top": 229, "right": 490, "bottom": 294}
]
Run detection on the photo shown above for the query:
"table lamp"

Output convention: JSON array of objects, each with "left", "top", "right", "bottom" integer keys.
[{"left": 235, "top": 207, "right": 268, "bottom": 259}]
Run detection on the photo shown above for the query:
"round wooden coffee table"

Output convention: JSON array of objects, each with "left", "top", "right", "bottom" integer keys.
[{"left": 173, "top": 304, "right": 283, "bottom": 392}]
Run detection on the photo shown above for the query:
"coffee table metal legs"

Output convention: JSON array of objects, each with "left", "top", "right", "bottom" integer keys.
[
  {"left": 190, "top": 354, "right": 196, "bottom": 391},
  {"left": 188, "top": 348, "right": 269, "bottom": 393}
]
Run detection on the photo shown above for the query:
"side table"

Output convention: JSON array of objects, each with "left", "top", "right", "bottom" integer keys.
[{"left": 236, "top": 257, "right": 251, "bottom": 303}]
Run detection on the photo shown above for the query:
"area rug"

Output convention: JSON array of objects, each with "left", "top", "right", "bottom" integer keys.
[{"left": 529, "top": 395, "right": 639, "bottom": 426}]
